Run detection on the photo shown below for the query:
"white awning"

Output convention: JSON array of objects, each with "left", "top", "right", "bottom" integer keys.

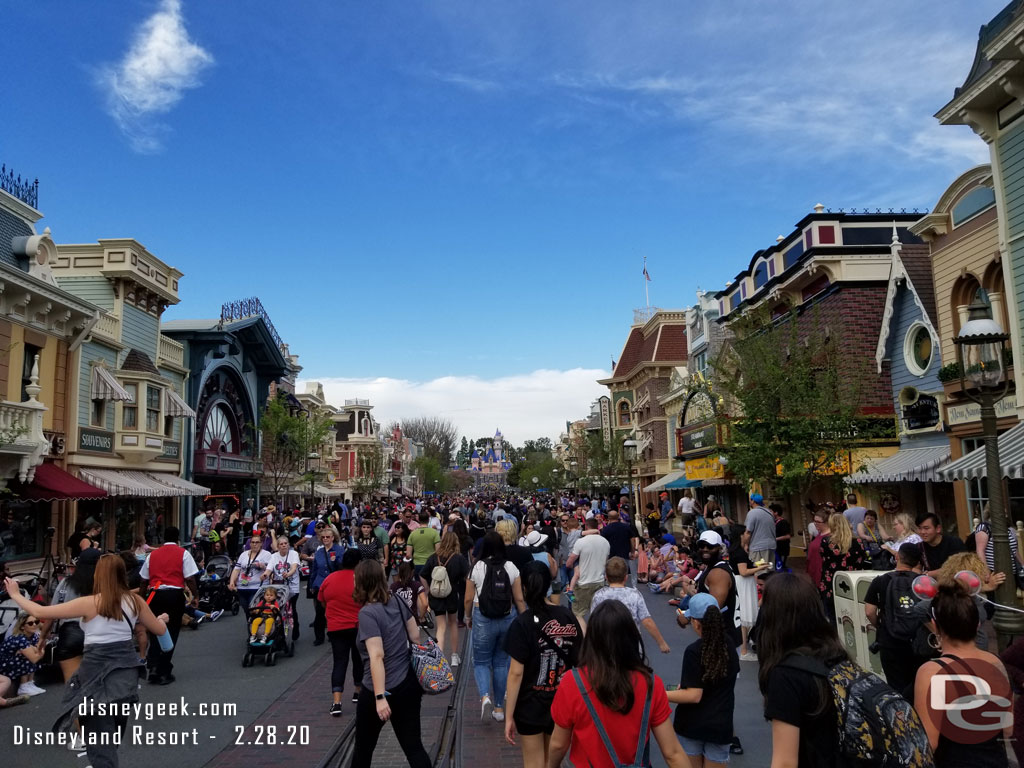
[
  {"left": 643, "top": 470, "right": 686, "bottom": 493},
  {"left": 147, "top": 472, "right": 210, "bottom": 496},
  {"left": 940, "top": 422, "right": 1024, "bottom": 481},
  {"left": 91, "top": 366, "right": 133, "bottom": 402},
  {"left": 78, "top": 468, "right": 210, "bottom": 498},
  {"left": 164, "top": 389, "right": 195, "bottom": 418},
  {"left": 846, "top": 444, "right": 952, "bottom": 484},
  {"left": 314, "top": 484, "right": 341, "bottom": 498}
]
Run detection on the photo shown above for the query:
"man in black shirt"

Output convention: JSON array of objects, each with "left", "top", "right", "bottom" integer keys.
[
  {"left": 600, "top": 510, "right": 638, "bottom": 585},
  {"left": 864, "top": 542, "right": 925, "bottom": 697},
  {"left": 770, "top": 504, "right": 791, "bottom": 569},
  {"left": 916, "top": 512, "right": 965, "bottom": 576}
]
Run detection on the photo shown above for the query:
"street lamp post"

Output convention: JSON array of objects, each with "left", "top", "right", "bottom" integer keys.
[
  {"left": 623, "top": 439, "right": 638, "bottom": 515},
  {"left": 955, "top": 298, "right": 1023, "bottom": 649},
  {"left": 307, "top": 452, "right": 320, "bottom": 513}
]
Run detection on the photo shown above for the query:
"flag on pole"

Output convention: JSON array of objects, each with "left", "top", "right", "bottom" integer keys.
[{"left": 643, "top": 261, "right": 651, "bottom": 281}]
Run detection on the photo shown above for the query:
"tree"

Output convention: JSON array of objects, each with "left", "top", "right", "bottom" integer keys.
[
  {"left": 712, "top": 306, "right": 889, "bottom": 499},
  {"left": 447, "top": 469, "right": 475, "bottom": 492},
  {"left": 522, "top": 437, "right": 554, "bottom": 455},
  {"left": 398, "top": 417, "right": 458, "bottom": 467},
  {"left": 259, "top": 393, "right": 335, "bottom": 501},
  {"left": 455, "top": 436, "right": 471, "bottom": 468},
  {"left": 574, "top": 431, "right": 627, "bottom": 494},
  {"left": 413, "top": 455, "right": 448, "bottom": 494},
  {"left": 352, "top": 442, "right": 387, "bottom": 499}
]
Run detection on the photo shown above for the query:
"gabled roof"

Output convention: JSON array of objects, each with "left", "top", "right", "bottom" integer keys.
[
  {"left": 609, "top": 322, "right": 688, "bottom": 381},
  {"left": 875, "top": 237, "right": 940, "bottom": 374},
  {"left": 120, "top": 348, "right": 160, "bottom": 376},
  {"left": 899, "top": 244, "right": 937, "bottom": 328}
]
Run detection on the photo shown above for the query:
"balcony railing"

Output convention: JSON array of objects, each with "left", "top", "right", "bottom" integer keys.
[
  {"left": 345, "top": 399, "right": 370, "bottom": 407},
  {"left": 0, "top": 164, "right": 38, "bottom": 209},
  {"left": 157, "top": 334, "right": 185, "bottom": 368},
  {"left": 0, "top": 399, "right": 48, "bottom": 484},
  {"left": 92, "top": 312, "right": 121, "bottom": 343}
]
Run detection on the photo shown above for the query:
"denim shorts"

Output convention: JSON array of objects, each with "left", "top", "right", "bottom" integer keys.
[{"left": 678, "top": 735, "right": 730, "bottom": 763}]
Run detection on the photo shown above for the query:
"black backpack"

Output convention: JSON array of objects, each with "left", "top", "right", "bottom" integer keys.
[
  {"left": 882, "top": 571, "right": 923, "bottom": 644},
  {"left": 478, "top": 558, "right": 513, "bottom": 618}
]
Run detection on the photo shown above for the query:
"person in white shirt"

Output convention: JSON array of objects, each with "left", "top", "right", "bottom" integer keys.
[
  {"left": 565, "top": 519, "right": 610, "bottom": 620},
  {"left": 264, "top": 536, "right": 301, "bottom": 639}
]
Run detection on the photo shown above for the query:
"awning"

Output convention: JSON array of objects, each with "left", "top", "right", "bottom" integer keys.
[
  {"left": 78, "top": 468, "right": 209, "bottom": 498},
  {"left": 846, "top": 444, "right": 952, "bottom": 484},
  {"left": 12, "top": 463, "right": 108, "bottom": 501},
  {"left": 164, "top": 389, "right": 196, "bottom": 418},
  {"left": 665, "top": 477, "right": 702, "bottom": 489},
  {"left": 91, "top": 366, "right": 133, "bottom": 402},
  {"left": 643, "top": 470, "right": 686, "bottom": 493},
  {"left": 314, "top": 484, "right": 341, "bottom": 497},
  {"left": 147, "top": 473, "right": 210, "bottom": 496},
  {"left": 940, "top": 422, "right": 1024, "bottom": 481}
]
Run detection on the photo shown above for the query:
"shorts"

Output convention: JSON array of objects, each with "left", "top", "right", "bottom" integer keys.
[
  {"left": 572, "top": 582, "right": 603, "bottom": 618},
  {"left": 428, "top": 593, "right": 460, "bottom": 615},
  {"left": 514, "top": 714, "right": 554, "bottom": 736},
  {"left": 54, "top": 622, "right": 85, "bottom": 661},
  {"left": 678, "top": 735, "right": 730, "bottom": 763}
]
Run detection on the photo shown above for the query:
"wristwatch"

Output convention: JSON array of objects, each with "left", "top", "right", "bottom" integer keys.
[{"left": 375, "top": 693, "right": 386, "bottom": 701}]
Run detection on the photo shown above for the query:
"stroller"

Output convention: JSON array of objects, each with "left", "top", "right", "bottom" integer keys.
[
  {"left": 197, "top": 555, "right": 240, "bottom": 616},
  {"left": 241, "top": 584, "right": 293, "bottom": 667}
]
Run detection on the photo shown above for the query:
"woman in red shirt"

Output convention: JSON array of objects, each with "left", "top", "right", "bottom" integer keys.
[
  {"left": 319, "top": 549, "right": 364, "bottom": 716},
  {"left": 547, "top": 600, "right": 690, "bottom": 768}
]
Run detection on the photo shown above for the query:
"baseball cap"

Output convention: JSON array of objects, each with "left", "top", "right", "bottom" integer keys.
[
  {"left": 684, "top": 593, "right": 720, "bottom": 620},
  {"left": 697, "top": 530, "right": 723, "bottom": 547},
  {"left": 750, "top": 493, "right": 764, "bottom": 504}
]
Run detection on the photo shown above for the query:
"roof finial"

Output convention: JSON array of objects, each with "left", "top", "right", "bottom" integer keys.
[
  {"left": 813, "top": 203, "right": 825, "bottom": 213},
  {"left": 891, "top": 221, "right": 900, "bottom": 245}
]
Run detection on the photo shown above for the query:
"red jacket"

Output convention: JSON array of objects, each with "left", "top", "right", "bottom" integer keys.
[{"left": 806, "top": 534, "right": 824, "bottom": 587}]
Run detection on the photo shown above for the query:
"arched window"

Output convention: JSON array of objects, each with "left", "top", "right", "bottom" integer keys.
[
  {"left": 202, "top": 404, "right": 236, "bottom": 453},
  {"left": 618, "top": 400, "right": 631, "bottom": 426},
  {"left": 951, "top": 186, "right": 996, "bottom": 227},
  {"left": 753, "top": 260, "right": 769, "bottom": 290},
  {"left": 951, "top": 275, "right": 988, "bottom": 336}
]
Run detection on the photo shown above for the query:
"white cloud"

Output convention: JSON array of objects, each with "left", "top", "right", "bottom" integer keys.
[
  {"left": 428, "top": 70, "right": 501, "bottom": 94},
  {"left": 300, "top": 368, "right": 609, "bottom": 445},
  {"left": 99, "top": 0, "right": 213, "bottom": 153}
]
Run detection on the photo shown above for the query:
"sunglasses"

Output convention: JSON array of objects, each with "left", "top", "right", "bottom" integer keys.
[{"left": 24, "top": 620, "right": 40, "bottom": 627}]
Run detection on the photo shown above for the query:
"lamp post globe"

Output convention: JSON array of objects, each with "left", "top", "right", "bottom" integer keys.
[{"left": 955, "top": 298, "right": 1019, "bottom": 648}]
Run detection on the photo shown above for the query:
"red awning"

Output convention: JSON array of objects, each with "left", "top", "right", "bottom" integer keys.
[{"left": 13, "top": 463, "right": 108, "bottom": 502}]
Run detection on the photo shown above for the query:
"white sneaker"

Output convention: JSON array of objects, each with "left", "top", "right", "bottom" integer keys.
[
  {"left": 210, "top": 609, "right": 224, "bottom": 622},
  {"left": 18, "top": 682, "right": 45, "bottom": 697},
  {"left": 492, "top": 709, "right": 505, "bottom": 722},
  {"left": 451, "top": 653, "right": 461, "bottom": 667},
  {"left": 740, "top": 651, "right": 758, "bottom": 662},
  {"left": 481, "top": 696, "right": 493, "bottom": 721}
]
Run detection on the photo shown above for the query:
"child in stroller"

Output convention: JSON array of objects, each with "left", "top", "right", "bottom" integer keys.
[
  {"left": 197, "top": 555, "right": 238, "bottom": 616},
  {"left": 249, "top": 586, "right": 283, "bottom": 645}
]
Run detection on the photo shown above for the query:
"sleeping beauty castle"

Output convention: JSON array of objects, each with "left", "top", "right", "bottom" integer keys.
[{"left": 469, "top": 429, "right": 513, "bottom": 490}]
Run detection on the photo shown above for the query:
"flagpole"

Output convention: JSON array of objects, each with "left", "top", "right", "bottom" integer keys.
[{"left": 644, "top": 256, "right": 650, "bottom": 309}]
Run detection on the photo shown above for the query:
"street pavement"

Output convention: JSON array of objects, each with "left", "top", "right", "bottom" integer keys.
[{"left": 1, "top": 588, "right": 771, "bottom": 768}]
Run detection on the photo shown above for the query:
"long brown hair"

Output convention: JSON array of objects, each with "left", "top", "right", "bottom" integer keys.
[
  {"left": 353, "top": 559, "right": 390, "bottom": 605},
  {"left": 437, "top": 531, "right": 460, "bottom": 561},
  {"left": 93, "top": 553, "right": 143, "bottom": 620},
  {"left": 578, "top": 600, "right": 651, "bottom": 714}
]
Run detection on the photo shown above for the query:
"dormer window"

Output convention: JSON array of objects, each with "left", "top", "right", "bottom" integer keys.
[{"left": 753, "top": 261, "right": 769, "bottom": 290}]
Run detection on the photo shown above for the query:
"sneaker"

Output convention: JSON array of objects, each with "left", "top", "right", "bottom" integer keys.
[
  {"left": 352, "top": 691, "right": 360, "bottom": 703},
  {"left": 194, "top": 615, "right": 205, "bottom": 626},
  {"left": 210, "top": 609, "right": 224, "bottom": 622},
  {"left": 481, "top": 696, "right": 493, "bottom": 721},
  {"left": 730, "top": 736, "right": 744, "bottom": 755},
  {"left": 18, "top": 682, "right": 46, "bottom": 697},
  {"left": 330, "top": 702, "right": 342, "bottom": 717},
  {"left": 649, "top": 583, "right": 661, "bottom": 593},
  {"left": 249, "top": 635, "right": 258, "bottom": 644},
  {"left": 492, "top": 708, "right": 505, "bottom": 723},
  {"left": 740, "top": 651, "right": 758, "bottom": 662},
  {"left": 451, "top": 653, "right": 461, "bottom": 667},
  {"left": 157, "top": 674, "right": 176, "bottom": 686},
  {"left": 0, "top": 694, "right": 30, "bottom": 708}
]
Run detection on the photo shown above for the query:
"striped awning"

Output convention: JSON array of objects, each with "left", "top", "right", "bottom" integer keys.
[
  {"left": 77, "top": 469, "right": 210, "bottom": 498},
  {"left": 164, "top": 389, "right": 196, "bottom": 418},
  {"left": 846, "top": 444, "right": 952, "bottom": 484},
  {"left": 91, "top": 366, "right": 133, "bottom": 402},
  {"left": 940, "top": 422, "right": 1024, "bottom": 481},
  {"left": 643, "top": 470, "right": 686, "bottom": 493}
]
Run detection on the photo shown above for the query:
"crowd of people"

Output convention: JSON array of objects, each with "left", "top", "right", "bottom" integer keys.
[{"left": 5, "top": 488, "right": 1024, "bottom": 768}]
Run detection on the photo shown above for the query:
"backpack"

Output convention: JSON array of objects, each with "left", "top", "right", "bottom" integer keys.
[
  {"left": 882, "top": 571, "right": 923, "bottom": 644},
  {"left": 781, "top": 655, "right": 934, "bottom": 768},
  {"left": 478, "top": 558, "right": 513, "bottom": 618},
  {"left": 429, "top": 556, "right": 453, "bottom": 599}
]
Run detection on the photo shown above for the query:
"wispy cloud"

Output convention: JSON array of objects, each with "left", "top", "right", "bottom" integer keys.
[
  {"left": 301, "top": 368, "right": 608, "bottom": 444},
  {"left": 427, "top": 70, "right": 501, "bottom": 94},
  {"left": 98, "top": 0, "right": 213, "bottom": 153}
]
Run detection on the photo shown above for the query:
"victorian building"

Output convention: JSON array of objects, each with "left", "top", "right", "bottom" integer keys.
[{"left": 0, "top": 168, "right": 107, "bottom": 567}]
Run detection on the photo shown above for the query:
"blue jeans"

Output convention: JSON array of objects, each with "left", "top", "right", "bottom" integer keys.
[{"left": 471, "top": 607, "right": 514, "bottom": 707}]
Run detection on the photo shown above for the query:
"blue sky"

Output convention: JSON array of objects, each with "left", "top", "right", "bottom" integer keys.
[{"left": 4, "top": 0, "right": 1006, "bottom": 442}]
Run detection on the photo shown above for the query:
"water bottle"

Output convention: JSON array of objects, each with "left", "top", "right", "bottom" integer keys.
[{"left": 157, "top": 630, "right": 174, "bottom": 652}]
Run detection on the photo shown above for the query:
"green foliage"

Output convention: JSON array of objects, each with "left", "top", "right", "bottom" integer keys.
[
  {"left": 413, "top": 455, "right": 448, "bottom": 493},
  {"left": 712, "top": 306, "right": 875, "bottom": 498},
  {"left": 937, "top": 362, "right": 962, "bottom": 383},
  {"left": 455, "top": 436, "right": 471, "bottom": 468},
  {"left": 259, "top": 393, "right": 335, "bottom": 499},
  {"left": 352, "top": 442, "right": 386, "bottom": 498}
]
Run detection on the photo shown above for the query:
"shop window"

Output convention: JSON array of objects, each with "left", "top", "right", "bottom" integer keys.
[
  {"left": 146, "top": 386, "right": 162, "bottom": 432},
  {"left": 91, "top": 398, "right": 106, "bottom": 427},
  {"left": 20, "top": 344, "right": 41, "bottom": 402},
  {"left": 618, "top": 401, "right": 631, "bottom": 426},
  {"left": 0, "top": 502, "right": 44, "bottom": 560},
  {"left": 123, "top": 383, "right": 138, "bottom": 430}
]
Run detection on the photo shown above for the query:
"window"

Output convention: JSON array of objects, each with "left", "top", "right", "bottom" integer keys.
[
  {"left": 952, "top": 187, "right": 996, "bottom": 227},
  {"left": 903, "top": 323, "right": 933, "bottom": 375},
  {"left": 0, "top": 502, "right": 44, "bottom": 560},
  {"left": 122, "top": 383, "right": 138, "bottom": 429},
  {"left": 164, "top": 416, "right": 174, "bottom": 438},
  {"left": 618, "top": 401, "right": 631, "bottom": 426},
  {"left": 753, "top": 261, "right": 769, "bottom": 289},
  {"left": 91, "top": 398, "right": 106, "bottom": 427},
  {"left": 20, "top": 344, "right": 41, "bottom": 401},
  {"left": 146, "top": 386, "right": 161, "bottom": 432},
  {"left": 693, "top": 351, "right": 708, "bottom": 378},
  {"left": 203, "top": 404, "right": 235, "bottom": 453},
  {"left": 784, "top": 241, "right": 805, "bottom": 270}
]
